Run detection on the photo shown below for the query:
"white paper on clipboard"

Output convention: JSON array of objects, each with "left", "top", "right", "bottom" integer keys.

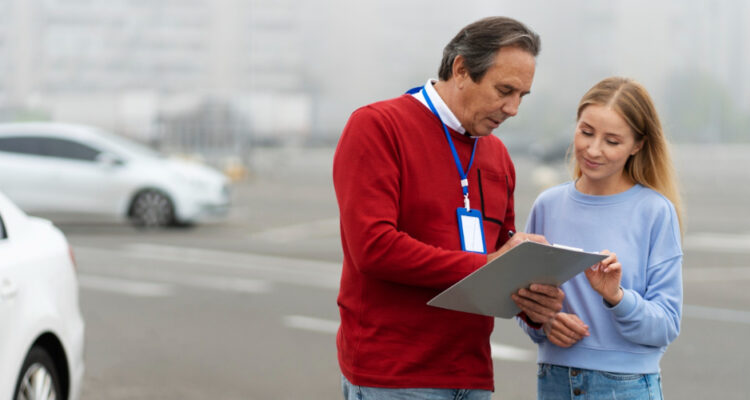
[{"left": 427, "top": 241, "right": 607, "bottom": 318}]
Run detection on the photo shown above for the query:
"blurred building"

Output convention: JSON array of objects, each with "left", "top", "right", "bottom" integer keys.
[
  {"left": 0, "top": 0, "right": 747, "bottom": 148},
  {"left": 0, "top": 0, "right": 312, "bottom": 151}
]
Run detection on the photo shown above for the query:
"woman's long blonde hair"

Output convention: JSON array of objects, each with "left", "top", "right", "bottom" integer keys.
[{"left": 572, "top": 77, "right": 684, "bottom": 232}]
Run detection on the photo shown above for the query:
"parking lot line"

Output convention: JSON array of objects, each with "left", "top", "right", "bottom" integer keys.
[
  {"left": 283, "top": 315, "right": 339, "bottom": 334},
  {"left": 74, "top": 245, "right": 340, "bottom": 289},
  {"left": 77, "top": 253, "right": 273, "bottom": 295},
  {"left": 683, "top": 305, "right": 750, "bottom": 325},
  {"left": 78, "top": 274, "right": 175, "bottom": 297},
  {"left": 282, "top": 315, "right": 534, "bottom": 362},
  {"left": 684, "top": 232, "right": 750, "bottom": 254},
  {"left": 247, "top": 218, "right": 340, "bottom": 243},
  {"left": 683, "top": 266, "right": 750, "bottom": 282},
  {"left": 489, "top": 342, "right": 535, "bottom": 362}
]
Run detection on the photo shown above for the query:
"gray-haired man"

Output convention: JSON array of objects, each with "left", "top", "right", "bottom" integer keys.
[{"left": 334, "top": 16, "right": 563, "bottom": 399}]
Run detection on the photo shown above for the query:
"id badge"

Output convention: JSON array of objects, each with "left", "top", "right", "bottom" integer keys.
[{"left": 456, "top": 208, "right": 486, "bottom": 254}]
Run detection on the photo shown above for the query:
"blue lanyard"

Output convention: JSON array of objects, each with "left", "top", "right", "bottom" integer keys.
[{"left": 421, "top": 86, "right": 478, "bottom": 210}]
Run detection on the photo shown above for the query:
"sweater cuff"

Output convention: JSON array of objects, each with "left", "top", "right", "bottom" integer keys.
[
  {"left": 476, "top": 253, "right": 489, "bottom": 267},
  {"left": 466, "top": 253, "right": 489, "bottom": 275},
  {"left": 605, "top": 287, "right": 637, "bottom": 317},
  {"left": 517, "top": 312, "right": 543, "bottom": 329}
]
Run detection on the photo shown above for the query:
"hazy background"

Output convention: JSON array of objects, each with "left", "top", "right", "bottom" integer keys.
[
  {"left": 2, "top": 2, "right": 749, "bottom": 398},
  {"left": 0, "top": 0, "right": 748, "bottom": 167}
]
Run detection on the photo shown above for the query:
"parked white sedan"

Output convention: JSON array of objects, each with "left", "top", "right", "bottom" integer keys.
[
  {"left": 0, "top": 190, "right": 85, "bottom": 399},
  {"left": 0, "top": 122, "right": 230, "bottom": 227}
]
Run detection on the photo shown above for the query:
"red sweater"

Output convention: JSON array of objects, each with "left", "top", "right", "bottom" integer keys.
[{"left": 333, "top": 94, "right": 517, "bottom": 390}]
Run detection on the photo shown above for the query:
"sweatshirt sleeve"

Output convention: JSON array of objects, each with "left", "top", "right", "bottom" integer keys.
[
  {"left": 606, "top": 203, "right": 683, "bottom": 347},
  {"left": 333, "top": 106, "right": 486, "bottom": 290}
]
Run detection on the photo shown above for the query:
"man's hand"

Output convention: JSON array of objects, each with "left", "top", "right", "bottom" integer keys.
[
  {"left": 487, "top": 232, "right": 548, "bottom": 263},
  {"left": 511, "top": 284, "right": 564, "bottom": 325},
  {"left": 543, "top": 312, "right": 589, "bottom": 348}
]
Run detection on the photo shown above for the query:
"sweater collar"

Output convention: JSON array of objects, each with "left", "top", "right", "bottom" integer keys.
[{"left": 567, "top": 181, "right": 644, "bottom": 205}]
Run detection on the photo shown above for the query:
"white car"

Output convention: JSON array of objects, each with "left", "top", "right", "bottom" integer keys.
[
  {"left": 0, "top": 191, "right": 85, "bottom": 400},
  {"left": 0, "top": 122, "right": 230, "bottom": 227}
]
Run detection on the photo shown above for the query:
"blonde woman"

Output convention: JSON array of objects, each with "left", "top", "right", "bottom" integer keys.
[{"left": 518, "top": 77, "right": 683, "bottom": 399}]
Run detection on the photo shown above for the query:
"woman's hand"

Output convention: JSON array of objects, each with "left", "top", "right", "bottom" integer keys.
[
  {"left": 543, "top": 312, "right": 589, "bottom": 348},
  {"left": 584, "top": 250, "right": 623, "bottom": 305}
]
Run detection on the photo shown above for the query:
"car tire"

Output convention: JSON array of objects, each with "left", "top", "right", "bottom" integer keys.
[
  {"left": 13, "top": 346, "right": 63, "bottom": 400},
  {"left": 130, "top": 189, "right": 175, "bottom": 228}
]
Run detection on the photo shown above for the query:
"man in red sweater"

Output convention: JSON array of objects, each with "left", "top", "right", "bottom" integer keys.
[{"left": 333, "top": 16, "right": 564, "bottom": 399}]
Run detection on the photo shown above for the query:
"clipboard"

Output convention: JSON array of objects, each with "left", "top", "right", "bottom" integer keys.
[{"left": 427, "top": 241, "right": 607, "bottom": 318}]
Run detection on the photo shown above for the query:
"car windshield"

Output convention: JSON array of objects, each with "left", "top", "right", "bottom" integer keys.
[{"left": 91, "top": 128, "right": 164, "bottom": 159}]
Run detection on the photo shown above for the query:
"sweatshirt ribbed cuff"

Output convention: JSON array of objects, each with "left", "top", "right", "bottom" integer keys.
[{"left": 606, "top": 287, "right": 637, "bottom": 317}]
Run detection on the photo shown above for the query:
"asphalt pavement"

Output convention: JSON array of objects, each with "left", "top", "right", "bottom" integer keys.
[{"left": 56, "top": 144, "right": 750, "bottom": 399}]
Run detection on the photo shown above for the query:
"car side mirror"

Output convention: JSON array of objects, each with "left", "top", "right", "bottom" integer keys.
[{"left": 97, "top": 152, "right": 125, "bottom": 167}]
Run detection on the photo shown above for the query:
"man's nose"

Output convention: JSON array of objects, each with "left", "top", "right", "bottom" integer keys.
[{"left": 501, "top": 96, "right": 521, "bottom": 117}]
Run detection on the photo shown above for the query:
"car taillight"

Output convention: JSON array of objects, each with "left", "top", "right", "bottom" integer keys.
[{"left": 68, "top": 245, "right": 77, "bottom": 271}]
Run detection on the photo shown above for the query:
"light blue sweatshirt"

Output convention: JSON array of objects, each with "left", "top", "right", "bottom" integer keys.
[{"left": 519, "top": 182, "right": 683, "bottom": 374}]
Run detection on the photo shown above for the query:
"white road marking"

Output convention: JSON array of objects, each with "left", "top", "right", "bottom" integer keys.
[
  {"left": 490, "top": 342, "right": 535, "bottom": 362},
  {"left": 133, "top": 269, "right": 273, "bottom": 294},
  {"left": 283, "top": 315, "right": 340, "bottom": 334},
  {"left": 282, "top": 315, "right": 535, "bottom": 362},
  {"left": 683, "top": 266, "right": 750, "bottom": 282},
  {"left": 74, "top": 244, "right": 341, "bottom": 289},
  {"left": 684, "top": 233, "right": 750, "bottom": 254},
  {"left": 684, "top": 305, "right": 750, "bottom": 325},
  {"left": 173, "top": 275, "right": 271, "bottom": 294},
  {"left": 79, "top": 263, "right": 271, "bottom": 294},
  {"left": 247, "top": 218, "right": 340, "bottom": 243},
  {"left": 77, "top": 244, "right": 750, "bottom": 330},
  {"left": 78, "top": 275, "right": 175, "bottom": 297}
]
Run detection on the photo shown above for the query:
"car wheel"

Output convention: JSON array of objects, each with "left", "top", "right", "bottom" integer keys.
[
  {"left": 130, "top": 190, "right": 174, "bottom": 228},
  {"left": 13, "top": 346, "right": 62, "bottom": 400}
]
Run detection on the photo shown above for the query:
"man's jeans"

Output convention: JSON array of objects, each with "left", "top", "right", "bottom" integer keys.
[
  {"left": 342, "top": 375, "right": 492, "bottom": 400},
  {"left": 537, "top": 364, "right": 663, "bottom": 400}
]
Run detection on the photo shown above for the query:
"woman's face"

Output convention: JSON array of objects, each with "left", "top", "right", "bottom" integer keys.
[{"left": 574, "top": 104, "right": 643, "bottom": 194}]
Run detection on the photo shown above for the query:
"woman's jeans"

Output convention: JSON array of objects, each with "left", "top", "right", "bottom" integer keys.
[
  {"left": 341, "top": 375, "right": 492, "bottom": 400},
  {"left": 537, "top": 364, "right": 663, "bottom": 400}
]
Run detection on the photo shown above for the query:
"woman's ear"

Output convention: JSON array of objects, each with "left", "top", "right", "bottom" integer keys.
[{"left": 631, "top": 139, "right": 645, "bottom": 156}]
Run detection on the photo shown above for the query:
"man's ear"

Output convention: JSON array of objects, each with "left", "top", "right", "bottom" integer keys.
[{"left": 452, "top": 55, "right": 470, "bottom": 87}]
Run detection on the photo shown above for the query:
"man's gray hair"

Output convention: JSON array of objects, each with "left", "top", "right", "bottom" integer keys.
[{"left": 438, "top": 16, "right": 540, "bottom": 82}]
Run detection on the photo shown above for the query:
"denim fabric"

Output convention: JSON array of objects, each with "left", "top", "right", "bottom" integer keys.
[
  {"left": 341, "top": 375, "right": 492, "bottom": 400},
  {"left": 537, "top": 364, "right": 663, "bottom": 400}
]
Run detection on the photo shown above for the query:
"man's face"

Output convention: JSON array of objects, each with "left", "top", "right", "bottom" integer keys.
[{"left": 453, "top": 46, "right": 536, "bottom": 136}]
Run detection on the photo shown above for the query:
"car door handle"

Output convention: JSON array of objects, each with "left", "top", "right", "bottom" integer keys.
[{"left": 0, "top": 279, "right": 18, "bottom": 300}]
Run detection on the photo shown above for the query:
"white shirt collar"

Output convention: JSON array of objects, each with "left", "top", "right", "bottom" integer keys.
[{"left": 411, "top": 79, "right": 466, "bottom": 135}]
